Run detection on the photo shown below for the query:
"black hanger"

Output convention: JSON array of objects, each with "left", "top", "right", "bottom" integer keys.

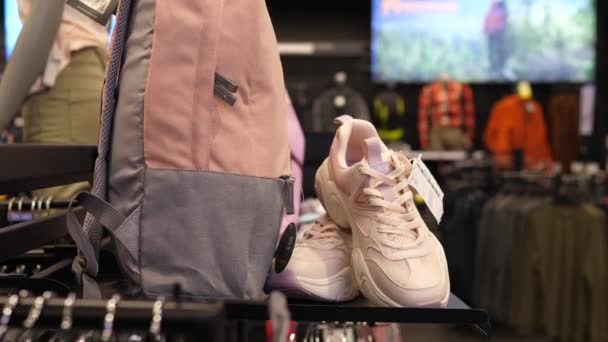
[
  {"left": 146, "top": 298, "right": 164, "bottom": 342},
  {"left": 0, "top": 292, "right": 22, "bottom": 341},
  {"left": 16, "top": 291, "right": 51, "bottom": 342},
  {"left": 48, "top": 293, "right": 77, "bottom": 342},
  {"left": 100, "top": 295, "right": 121, "bottom": 342}
]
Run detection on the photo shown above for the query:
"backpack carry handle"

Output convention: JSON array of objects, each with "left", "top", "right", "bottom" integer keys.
[{"left": 67, "top": 192, "right": 128, "bottom": 298}]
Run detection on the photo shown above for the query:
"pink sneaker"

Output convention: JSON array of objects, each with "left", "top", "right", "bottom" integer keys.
[
  {"left": 265, "top": 215, "right": 359, "bottom": 302},
  {"left": 315, "top": 115, "right": 449, "bottom": 308}
]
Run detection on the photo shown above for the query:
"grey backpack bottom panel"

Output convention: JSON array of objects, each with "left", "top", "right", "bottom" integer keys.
[{"left": 121, "top": 168, "right": 284, "bottom": 300}]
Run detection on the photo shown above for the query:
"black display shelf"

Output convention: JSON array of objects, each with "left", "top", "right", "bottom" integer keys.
[
  {"left": 225, "top": 294, "right": 490, "bottom": 336},
  {"left": 0, "top": 209, "right": 82, "bottom": 263},
  {"left": 0, "top": 296, "right": 225, "bottom": 338},
  {"left": 0, "top": 144, "right": 96, "bottom": 193},
  {"left": 0, "top": 293, "right": 490, "bottom": 337}
]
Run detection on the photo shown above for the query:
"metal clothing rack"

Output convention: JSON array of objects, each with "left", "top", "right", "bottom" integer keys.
[
  {"left": 0, "top": 144, "right": 492, "bottom": 339},
  {"left": 278, "top": 40, "right": 368, "bottom": 57},
  {"left": 304, "top": 133, "right": 483, "bottom": 164},
  {"left": 0, "top": 296, "right": 225, "bottom": 338},
  {"left": 0, "top": 198, "right": 72, "bottom": 209}
]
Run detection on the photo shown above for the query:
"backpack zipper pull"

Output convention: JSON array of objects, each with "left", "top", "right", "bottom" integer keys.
[
  {"left": 280, "top": 176, "right": 295, "bottom": 215},
  {"left": 213, "top": 72, "right": 238, "bottom": 106}
]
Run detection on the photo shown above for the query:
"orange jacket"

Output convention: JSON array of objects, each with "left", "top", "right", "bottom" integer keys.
[{"left": 484, "top": 95, "right": 552, "bottom": 168}]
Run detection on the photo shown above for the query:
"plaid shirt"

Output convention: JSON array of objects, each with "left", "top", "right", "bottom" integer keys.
[{"left": 417, "top": 81, "right": 475, "bottom": 148}]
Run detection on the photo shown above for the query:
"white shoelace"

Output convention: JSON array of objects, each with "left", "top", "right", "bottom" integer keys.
[
  {"left": 301, "top": 217, "right": 343, "bottom": 248},
  {"left": 358, "top": 152, "right": 423, "bottom": 250}
]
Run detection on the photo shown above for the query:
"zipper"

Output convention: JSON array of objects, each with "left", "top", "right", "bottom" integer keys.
[
  {"left": 214, "top": 72, "right": 239, "bottom": 93},
  {"left": 213, "top": 85, "right": 237, "bottom": 106},
  {"left": 280, "top": 175, "right": 295, "bottom": 215}
]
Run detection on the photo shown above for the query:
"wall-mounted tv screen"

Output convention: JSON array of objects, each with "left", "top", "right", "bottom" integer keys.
[
  {"left": 372, "top": 0, "right": 596, "bottom": 82},
  {"left": 5, "top": 0, "right": 21, "bottom": 60},
  {"left": 4, "top": 0, "right": 115, "bottom": 61}
]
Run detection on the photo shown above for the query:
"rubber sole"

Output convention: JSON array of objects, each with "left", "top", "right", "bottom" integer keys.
[
  {"left": 315, "top": 159, "right": 450, "bottom": 308},
  {"left": 352, "top": 246, "right": 449, "bottom": 308},
  {"left": 266, "top": 267, "right": 359, "bottom": 302}
]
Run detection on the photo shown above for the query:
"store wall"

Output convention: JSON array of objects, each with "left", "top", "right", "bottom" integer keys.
[
  {"left": 0, "top": 1, "right": 601, "bottom": 159},
  {"left": 0, "top": 0, "right": 7, "bottom": 68},
  {"left": 268, "top": 0, "right": 599, "bottom": 158},
  {"left": 592, "top": 0, "right": 607, "bottom": 167}
]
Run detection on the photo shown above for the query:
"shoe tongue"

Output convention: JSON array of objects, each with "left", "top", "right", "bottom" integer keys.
[
  {"left": 365, "top": 137, "right": 391, "bottom": 174},
  {"left": 365, "top": 137, "right": 414, "bottom": 175},
  {"left": 364, "top": 137, "right": 395, "bottom": 202}
]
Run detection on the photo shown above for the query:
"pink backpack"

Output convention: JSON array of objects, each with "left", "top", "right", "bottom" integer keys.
[{"left": 67, "top": 0, "right": 294, "bottom": 300}]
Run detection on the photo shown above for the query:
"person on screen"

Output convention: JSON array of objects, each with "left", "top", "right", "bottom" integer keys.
[
  {"left": 17, "top": 0, "right": 109, "bottom": 199},
  {"left": 484, "top": 0, "right": 508, "bottom": 77}
]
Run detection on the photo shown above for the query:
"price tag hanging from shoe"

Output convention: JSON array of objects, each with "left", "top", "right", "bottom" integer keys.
[{"left": 407, "top": 155, "right": 444, "bottom": 223}]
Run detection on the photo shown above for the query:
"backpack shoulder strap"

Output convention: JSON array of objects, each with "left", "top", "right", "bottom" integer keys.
[{"left": 70, "top": 0, "right": 133, "bottom": 298}]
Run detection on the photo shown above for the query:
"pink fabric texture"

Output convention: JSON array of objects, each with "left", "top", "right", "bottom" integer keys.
[
  {"left": 143, "top": 0, "right": 290, "bottom": 179},
  {"left": 280, "top": 93, "right": 305, "bottom": 233}
]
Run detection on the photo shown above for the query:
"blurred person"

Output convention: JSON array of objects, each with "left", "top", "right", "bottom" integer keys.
[
  {"left": 17, "top": 0, "right": 109, "bottom": 198},
  {"left": 484, "top": 0, "right": 508, "bottom": 77}
]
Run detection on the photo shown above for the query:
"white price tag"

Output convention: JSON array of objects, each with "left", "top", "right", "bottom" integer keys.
[{"left": 407, "top": 155, "right": 444, "bottom": 223}]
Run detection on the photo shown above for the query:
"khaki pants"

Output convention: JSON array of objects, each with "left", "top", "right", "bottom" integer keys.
[
  {"left": 428, "top": 126, "right": 469, "bottom": 150},
  {"left": 22, "top": 48, "right": 107, "bottom": 199}
]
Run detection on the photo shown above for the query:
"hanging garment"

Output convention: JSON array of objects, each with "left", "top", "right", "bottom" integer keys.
[
  {"left": 577, "top": 206, "right": 608, "bottom": 342},
  {"left": 17, "top": 0, "right": 109, "bottom": 92},
  {"left": 67, "top": 0, "right": 294, "bottom": 300},
  {"left": 548, "top": 93, "right": 580, "bottom": 171},
  {"left": 418, "top": 81, "right": 475, "bottom": 149},
  {"left": 483, "top": 95, "right": 552, "bottom": 168},
  {"left": 428, "top": 126, "right": 469, "bottom": 150},
  {"left": 372, "top": 90, "right": 406, "bottom": 142},
  {"left": 308, "top": 86, "right": 370, "bottom": 133},
  {"left": 476, "top": 197, "right": 556, "bottom": 333},
  {"left": 441, "top": 190, "right": 488, "bottom": 304},
  {"left": 476, "top": 193, "right": 608, "bottom": 342},
  {"left": 23, "top": 48, "right": 107, "bottom": 199}
]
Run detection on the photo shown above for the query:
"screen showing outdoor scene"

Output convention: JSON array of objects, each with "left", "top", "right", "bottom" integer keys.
[{"left": 372, "top": 0, "right": 595, "bottom": 82}]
